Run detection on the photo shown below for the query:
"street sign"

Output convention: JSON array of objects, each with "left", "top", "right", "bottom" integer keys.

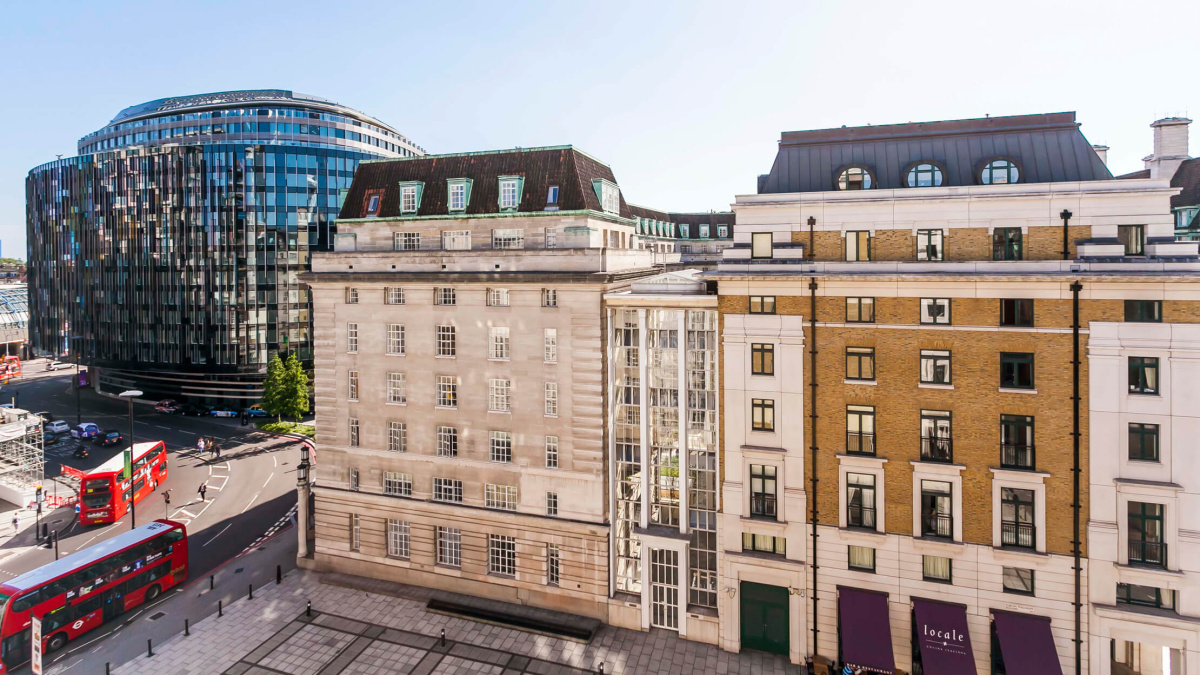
[
  {"left": 30, "top": 615, "right": 42, "bottom": 674},
  {"left": 123, "top": 448, "right": 132, "bottom": 480}
]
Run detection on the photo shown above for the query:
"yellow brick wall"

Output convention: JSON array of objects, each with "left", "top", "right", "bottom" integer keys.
[
  {"left": 945, "top": 228, "right": 992, "bottom": 261},
  {"left": 786, "top": 226, "right": 1094, "bottom": 262}
]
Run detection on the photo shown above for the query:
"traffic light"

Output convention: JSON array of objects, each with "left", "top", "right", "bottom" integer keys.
[{"left": 34, "top": 486, "right": 42, "bottom": 503}]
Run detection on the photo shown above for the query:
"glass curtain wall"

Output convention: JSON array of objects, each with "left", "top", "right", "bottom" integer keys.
[{"left": 613, "top": 309, "right": 642, "bottom": 594}]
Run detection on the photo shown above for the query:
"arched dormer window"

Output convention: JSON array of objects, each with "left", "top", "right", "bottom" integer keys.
[
  {"left": 905, "top": 162, "right": 944, "bottom": 188},
  {"left": 836, "top": 166, "right": 874, "bottom": 190},
  {"left": 980, "top": 158, "right": 1020, "bottom": 185}
]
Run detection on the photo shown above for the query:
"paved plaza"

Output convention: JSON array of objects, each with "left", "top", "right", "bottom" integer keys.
[{"left": 107, "top": 570, "right": 804, "bottom": 675}]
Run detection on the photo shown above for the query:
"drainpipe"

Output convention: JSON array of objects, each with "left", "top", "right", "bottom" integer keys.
[
  {"left": 808, "top": 277, "right": 819, "bottom": 658},
  {"left": 1070, "top": 280, "right": 1082, "bottom": 675},
  {"left": 1060, "top": 209, "right": 1073, "bottom": 261},
  {"left": 807, "top": 217, "right": 816, "bottom": 260}
]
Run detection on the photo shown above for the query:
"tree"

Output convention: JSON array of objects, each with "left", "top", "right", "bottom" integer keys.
[
  {"left": 261, "top": 354, "right": 287, "bottom": 422},
  {"left": 261, "top": 353, "right": 311, "bottom": 423}
]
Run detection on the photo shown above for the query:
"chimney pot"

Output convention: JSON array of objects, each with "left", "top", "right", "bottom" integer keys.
[
  {"left": 1092, "top": 145, "right": 1109, "bottom": 166},
  {"left": 1145, "top": 117, "right": 1192, "bottom": 179}
]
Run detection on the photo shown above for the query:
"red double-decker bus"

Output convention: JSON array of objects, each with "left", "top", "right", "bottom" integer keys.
[
  {"left": 78, "top": 441, "right": 168, "bottom": 526},
  {"left": 0, "top": 519, "right": 187, "bottom": 671}
]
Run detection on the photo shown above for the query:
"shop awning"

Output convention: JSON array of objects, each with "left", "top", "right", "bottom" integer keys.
[
  {"left": 993, "top": 610, "right": 1062, "bottom": 675},
  {"left": 912, "top": 598, "right": 975, "bottom": 674},
  {"left": 838, "top": 587, "right": 895, "bottom": 674}
]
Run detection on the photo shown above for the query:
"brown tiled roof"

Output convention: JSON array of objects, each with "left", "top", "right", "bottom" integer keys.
[
  {"left": 339, "top": 146, "right": 633, "bottom": 220},
  {"left": 1171, "top": 158, "right": 1200, "bottom": 209},
  {"left": 1115, "top": 169, "right": 1151, "bottom": 180}
]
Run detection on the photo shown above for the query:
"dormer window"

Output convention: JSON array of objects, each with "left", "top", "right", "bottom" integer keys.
[
  {"left": 398, "top": 181, "right": 424, "bottom": 214},
  {"left": 981, "top": 159, "right": 1020, "bottom": 185},
  {"left": 700, "top": 224, "right": 710, "bottom": 238},
  {"left": 680, "top": 224, "right": 690, "bottom": 238},
  {"left": 447, "top": 178, "right": 472, "bottom": 213},
  {"left": 364, "top": 193, "right": 381, "bottom": 217},
  {"left": 906, "top": 162, "right": 944, "bottom": 188},
  {"left": 718, "top": 225, "right": 728, "bottom": 238},
  {"left": 547, "top": 185, "right": 559, "bottom": 205},
  {"left": 498, "top": 176, "right": 523, "bottom": 211},
  {"left": 837, "top": 166, "right": 874, "bottom": 190},
  {"left": 591, "top": 179, "right": 620, "bottom": 215}
]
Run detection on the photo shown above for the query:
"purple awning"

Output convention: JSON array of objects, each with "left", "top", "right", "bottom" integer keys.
[
  {"left": 993, "top": 610, "right": 1062, "bottom": 675},
  {"left": 838, "top": 587, "right": 895, "bottom": 674},
  {"left": 912, "top": 598, "right": 975, "bottom": 674}
]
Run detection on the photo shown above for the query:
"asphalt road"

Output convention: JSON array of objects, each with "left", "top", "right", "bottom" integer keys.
[{"left": 0, "top": 364, "right": 303, "bottom": 672}]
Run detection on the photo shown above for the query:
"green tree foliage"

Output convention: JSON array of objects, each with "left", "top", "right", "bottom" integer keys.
[
  {"left": 261, "top": 353, "right": 311, "bottom": 423},
  {"left": 261, "top": 354, "right": 287, "bottom": 422}
]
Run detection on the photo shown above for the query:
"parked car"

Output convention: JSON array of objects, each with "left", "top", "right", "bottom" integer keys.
[
  {"left": 69, "top": 423, "right": 100, "bottom": 439},
  {"left": 93, "top": 430, "right": 124, "bottom": 446},
  {"left": 46, "top": 420, "right": 70, "bottom": 434},
  {"left": 35, "top": 411, "right": 55, "bottom": 422},
  {"left": 243, "top": 405, "right": 270, "bottom": 418},
  {"left": 43, "top": 432, "right": 57, "bottom": 444},
  {"left": 209, "top": 406, "right": 239, "bottom": 418},
  {"left": 45, "top": 361, "right": 73, "bottom": 371},
  {"left": 155, "top": 399, "right": 181, "bottom": 414},
  {"left": 176, "top": 403, "right": 208, "bottom": 417}
]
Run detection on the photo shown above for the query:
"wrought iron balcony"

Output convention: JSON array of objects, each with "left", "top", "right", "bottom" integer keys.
[
  {"left": 847, "top": 432, "right": 875, "bottom": 455},
  {"left": 750, "top": 494, "right": 777, "bottom": 519},
  {"left": 921, "top": 512, "right": 953, "bottom": 539},
  {"left": 1128, "top": 540, "right": 1168, "bottom": 569},
  {"left": 847, "top": 505, "right": 876, "bottom": 530},
  {"left": 921, "top": 436, "right": 953, "bottom": 463},
  {"left": 1000, "top": 444, "right": 1035, "bottom": 470},
  {"left": 1001, "top": 521, "right": 1036, "bottom": 549}
]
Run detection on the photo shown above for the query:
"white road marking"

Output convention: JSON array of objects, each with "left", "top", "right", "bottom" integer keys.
[
  {"left": 204, "top": 523, "right": 232, "bottom": 546},
  {"left": 262, "top": 472, "right": 274, "bottom": 489},
  {"left": 175, "top": 509, "right": 197, "bottom": 519},
  {"left": 272, "top": 454, "right": 277, "bottom": 468},
  {"left": 241, "top": 493, "right": 259, "bottom": 513}
]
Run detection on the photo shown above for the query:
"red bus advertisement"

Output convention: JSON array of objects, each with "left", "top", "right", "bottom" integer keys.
[
  {"left": 79, "top": 441, "right": 168, "bottom": 526},
  {"left": 0, "top": 519, "right": 187, "bottom": 671}
]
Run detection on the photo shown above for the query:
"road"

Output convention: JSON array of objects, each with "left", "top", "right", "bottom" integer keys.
[{"left": 0, "top": 363, "right": 302, "bottom": 672}]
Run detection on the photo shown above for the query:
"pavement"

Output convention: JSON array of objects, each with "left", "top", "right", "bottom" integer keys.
[{"left": 106, "top": 563, "right": 804, "bottom": 675}]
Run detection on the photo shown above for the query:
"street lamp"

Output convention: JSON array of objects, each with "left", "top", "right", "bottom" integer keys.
[
  {"left": 296, "top": 454, "right": 311, "bottom": 558},
  {"left": 118, "top": 389, "right": 142, "bottom": 530}
]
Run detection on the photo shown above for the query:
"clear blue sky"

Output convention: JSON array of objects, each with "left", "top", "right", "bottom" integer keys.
[{"left": 2, "top": 0, "right": 1197, "bottom": 258}]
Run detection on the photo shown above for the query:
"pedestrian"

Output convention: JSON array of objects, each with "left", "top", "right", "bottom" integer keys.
[
  {"left": 196, "top": 438, "right": 204, "bottom": 455},
  {"left": 198, "top": 483, "right": 207, "bottom": 502},
  {"left": 213, "top": 442, "right": 221, "bottom": 460},
  {"left": 10, "top": 515, "right": 17, "bottom": 534}
]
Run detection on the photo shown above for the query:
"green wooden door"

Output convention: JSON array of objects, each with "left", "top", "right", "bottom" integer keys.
[{"left": 740, "top": 581, "right": 789, "bottom": 655}]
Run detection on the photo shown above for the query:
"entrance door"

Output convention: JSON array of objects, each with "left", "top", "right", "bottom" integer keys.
[
  {"left": 741, "top": 581, "right": 789, "bottom": 655},
  {"left": 649, "top": 549, "right": 679, "bottom": 630},
  {"left": 103, "top": 583, "right": 126, "bottom": 622}
]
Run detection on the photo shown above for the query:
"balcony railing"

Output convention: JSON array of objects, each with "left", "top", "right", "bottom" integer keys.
[
  {"left": 750, "top": 493, "right": 777, "bottom": 519},
  {"left": 847, "top": 432, "right": 875, "bottom": 455},
  {"left": 1000, "top": 444, "right": 1035, "bottom": 470},
  {"left": 921, "top": 512, "right": 953, "bottom": 539},
  {"left": 1129, "top": 540, "right": 1168, "bottom": 568},
  {"left": 1001, "top": 521, "right": 1036, "bottom": 549},
  {"left": 847, "top": 505, "right": 876, "bottom": 530},
  {"left": 921, "top": 437, "right": 953, "bottom": 463}
]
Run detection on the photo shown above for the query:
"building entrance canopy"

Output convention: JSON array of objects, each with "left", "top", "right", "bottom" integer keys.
[
  {"left": 993, "top": 610, "right": 1062, "bottom": 675},
  {"left": 912, "top": 598, "right": 975, "bottom": 674},
  {"left": 838, "top": 587, "right": 895, "bottom": 674}
]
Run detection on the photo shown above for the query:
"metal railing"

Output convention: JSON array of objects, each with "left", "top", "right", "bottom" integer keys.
[
  {"left": 847, "top": 505, "right": 876, "bottom": 529},
  {"left": 847, "top": 432, "right": 875, "bottom": 455},
  {"left": 921, "top": 436, "right": 953, "bottom": 463},
  {"left": 750, "top": 493, "right": 776, "bottom": 518},
  {"left": 1129, "top": 540, "right": 1167, "bottom": 568},
  {"left": 1000, "top": 444, "right": 1035, "bottom": 470},
  {"left": 921, "top": 512, "right": 953, "bottom": 538},
  {"left": 1001, "top": 521, "right": 1036, "bottom": 549}
]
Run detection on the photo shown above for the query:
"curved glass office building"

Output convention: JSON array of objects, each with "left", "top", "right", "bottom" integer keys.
[{"left": 27, "top": 90, "right": 422, "bottom": 402}]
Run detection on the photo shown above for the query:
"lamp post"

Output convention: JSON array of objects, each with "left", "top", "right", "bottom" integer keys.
[
  {"left": 296, "top": 456, "right": 311, "bottom": 558},
  {"left": 118, "top": 390, "right": 143, "bottom": 530}
]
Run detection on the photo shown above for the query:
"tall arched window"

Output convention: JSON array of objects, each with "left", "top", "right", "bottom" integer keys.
[
  {"left": 906, "top": 162, "right": 944, "bottom": 188},
  {"left": 837, "top": 166, "right": 874, "bottom": 190},
  {"left": 981, "top": 159, "right": 1020, "bottom": 185}
]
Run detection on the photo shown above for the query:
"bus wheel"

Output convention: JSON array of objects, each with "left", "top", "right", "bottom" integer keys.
[
  {"left": 145, "top": 584, "right": 162, "bottom": 601},
  {"left": 46, "top": 632, "right": 67, "bottom": 653}
]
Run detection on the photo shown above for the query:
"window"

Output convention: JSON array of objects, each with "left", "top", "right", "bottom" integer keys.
[
  {"left": 544, "top": 329, "right": 557, "bottom": 363},
  {"left": 917, "top": 229, "right": 944, "bottom": 261},
  {"left": 599, "top": 181, "right": 620, "bottom": 214},
  {"left": 489, "top": 327, "right": 510, "bottom": 359},
  {"left": 680, "top": 224, "right": 690, "bottom": 238},
  {"left": 435, "top": 287, "right": 456, "bottom": 305},
  {"left": 350, "top": 514, "right": 360, "bottom": 551},
  {"left": 388, "top": 422, "right": 407, "bottom": 453},
  {"left": 386, "top": 372, "right": 406, "bottom": 404},
  {"left": 347, "top": 370, "right": 359, "bottom": 401},
  {"left": 485, "top": 288, "right": 510, "bottom": 307},
  {"left": 1000, "top": 488, "right": 1035, "bottom": 549},
  {"left": 547, "top": 492, "right": 558, "bottom": 516},
  {"left": 920, "top": 349, "right": 952, "bottom": 385},
  {"left": 546, "top": 185, "right": 559, "bottom": 205},
  {"left": 346, "top": 288, "right": 359, "bottom": 304},
  {"left": 749, "top": 465, "right": 777, "bottom": 518},
  {"left": 436, "top": 325, "right": 456, "bottom": 357},
  {"left": 1125, "top": 300, "right": 1162, "bottom": 323},
  {"left": 846, "top": 297, "right": 875, "bottom": 323},
  {"left": 1002, "top": 567, "right": 1034, "bottom": 595},
  {"left": 492, "top": 229, "right": 524, "bottom": 250},
  {"left": 545, "top": 436, "right": 559, "bottom": 468},
  {"left": 847, "top": 405, "right": 876, "bottom": 455},
  {"left": 1118, "top": 225, "right": 1145, "bottom": 256},
  {"left": 751, "top": 232, "right": 773, "bottom": 259},
  {"left": 1128, "top": 502, "right": 1166, "bottom": 568},
  {"left": 544, "top": 382, "right": 559, "bottom": 416},
  {"left": 1128, "top": 357, "right": 1159, "bottom": 394},
  {"left": 489, "top": 378, "right": 511, "bottom": 412},
  {"left": 500, "top": 179, "right": 520, "bottom": 210},
  {"left": 920, "top": 298, "right": 951, "bottom": 325},
  {"left": 992, "top": 228, "right": 1023, "bottom": 261},
  {"left": 436, "top": 426, "right": 458, "bottom": 457},
  {"left": 907, "top": 162, "right": 944, "bottom": 188},
  {"left": 718, "top": 225, "right": 728, "bottom": 238},
  {"left": 348, "top": 418, "right": 359, "bottom": 447},
  {"left": 437, "top": 527, "right": 461, "bottom": 566},
  {"left": 383, "top": 472, "right": 411, "bottom": 497},
  {"left": 699, "top": 224, "right": 710, "bottom": 238},
  {"left": 751, "top": 343, "right": 775, "bottom": 376},
  {"left": 1117, "top": 583, "right": 1174, "bottom": 610},
  {"left": 846, "top": 473, "right": 876, "bottom": 529},
  {"left": 433, "top": 478, "right": 463, "bottom": 504},
  {"left": 846, "top": 231, "right": 871, "bottom": 261},
  {"left": 346, "top": 323, "right": 358, "bottom": 353},
  {"left": 387, "top": 324, "right": 405, "bottom": 355},
  {"left": 547, "top": 544, "right": 561, "bottom": 585},
  {"left": 742, "top": 533, "right": 786, "bottom": 555},
  {"left": 490, "top": 431, "right": 512, "bottom": 463},
  {"left": 921, "top": 481, "right": 953, "bottom": 539},
  {"left": 751, "top": 399, "right": 775, "bottom": 432},
  {"left": 1128, "top": 423, "right": 1159, "bottom": 461},
  {"left": 394, "top": 232, "right": 420, "bottom": 251},
  {"left": 999, "top": 299, "right": 1034, "bottom": 327},
  {"left": 1000, "top": 415, "right": 1035, "bottom": 469},
  {"left": 920, "top": 410, "right": 952, "bottom": 462},
  {"left": 365, "top": 194, "right": 381, "bottom": 216},
  {"left": 981, "top": 159, "right": 1020, "bottom": 184},
  {"left": 848, "top": 546, "right": 875, "bottom": 572},
  {"left": 542, "top": 289, "right": 558, "bottom": 307},
  {"left": 485, "top": 484, "right": 517, "bottom": 511},
  {"left": 845, "top": 347, "right": 875, "bottom": 381},
  {"left": 448, "top": 182, "right": 467, "bottom": 211},
  {"left": 400, "top": 185, "right": 418, "bottom": 213},
  {"left": 487, "top": 535, "right": 517, "bottom": 576},
  {"left": 749, "top": 296, "right": 776, "bottom": 314},
  {"left": 350, "top": 468, "right": 359, "bottom": 491},
  {"left": 1000, "top": 352, "right": 1035, "bottom": 389},
  {"left": 837, "top": 166, "right": 873, "bottom": 190},
  {"left": 387, "top": 520, "right": 410, "bottom": 558},
  {"left": 386, "top": 287, "right": 406, "bottom": 305},
  {"left": 442, "top": 230, "right": 471, "bottom": 251},
  {"left": 436, "top": 375, "right": 458, "bottom": 408},
  {"left": 922, "top": 555, "right": 952, "bottom": 582},
  {"left": 545, "top": 228, "right": 557, "bottom": 248}
]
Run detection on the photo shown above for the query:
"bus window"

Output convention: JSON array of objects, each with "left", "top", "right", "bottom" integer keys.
[
  {"left": 11, "top": 590, "right": 40, "bottom": 613},
  {"left": 164, "top": 529, "right": 184, "bottom": 544},
  {"left": 42, "top": 605, "right": 69, "bottom": 632},
  {"left": 73, "top": 595, "right": 102, "bottom": 618},
  {"left": 133, "top": 479, "right": 145, "bottom": 495}
]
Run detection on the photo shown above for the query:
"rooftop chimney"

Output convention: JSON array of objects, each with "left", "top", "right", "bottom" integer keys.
[
  {"left": 1092, "top": 144, "right": 1109, "bottom": 166},
  {"left": 1143, "top": 117, "right": 1192, "bottom": 179}
]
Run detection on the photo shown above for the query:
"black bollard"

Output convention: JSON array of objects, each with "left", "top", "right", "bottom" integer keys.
[
  {"left": 599, "top": 665, "right": 604, "bottom": 674},
  {"left": 440, "top": 628, "right": 446, "bottom": 647},
  {"left": 306, "top": 600, "right": 311, "bottom": 617},
  {"left": 276, "top": 565, "right": 281, "bottom": 585},
  {"left": 185, "top": 618, "right": 189, "bottom": 636},
  {"left": 106, "top": 663, "right": 111, "bottom": 675},
  {"left": 249, "top": 583, "right": 253, "bottom": 600},
  {"left": 218, "top": 600, "right": 223, "bottom": 617},
  {"left": 147, "top": 638, "right": 153, "bottom": 657},
  {"left": 210, "top": 575, "right": 214, "bottom": 591}
]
